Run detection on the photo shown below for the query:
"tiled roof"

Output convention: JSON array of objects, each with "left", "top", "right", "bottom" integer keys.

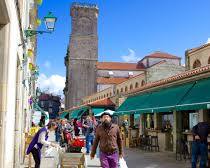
[
  {"left": 146, "top": 51, "right": 180, "bottom": 59},
  {"left": 97, "top": 62, "right": 145, "bottom": 70},
  {"left": 128, "top": 65, "right": 210, "bottom": 95},
  {"left": 88, "top": 98, "right": 115, "bottom": 107},
  {"left": 187, "top": 43, "right": 210, "bottom": 55},
  {"left": 97, "top": 77, "right": 128, "bottom": 84}
]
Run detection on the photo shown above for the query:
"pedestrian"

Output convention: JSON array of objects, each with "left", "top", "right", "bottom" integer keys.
[
  {"left": 90, "top": 112, "right": 123, "bottom": 168},
  {"left": 191, "top": 122, "right": 210, "bottom": 168},
  {"left": 73, "top": 118, "right": 80, "bottom": 136},
  {"left": 55, "top": 118, "right": 62, "bottom": 144},
  {"left": 83, "top": 115, "right": 95, "bottom": 154},
  {"left": 26, "top": 121, "right": 59, "bottom": 168}
]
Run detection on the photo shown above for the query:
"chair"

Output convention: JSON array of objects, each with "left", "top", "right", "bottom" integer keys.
[
  {"left": 150, "top": 136, "right": 159, "bottom": 152},
  {"left": 144, "top": 135, "right": 151, "bottom": 151},
  {"left": 176, "top": 139, "right": 189, "bottom": 161}
]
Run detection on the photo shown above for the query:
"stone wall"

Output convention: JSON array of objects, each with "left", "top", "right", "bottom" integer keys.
[
  {"left": 97, "top": 69, "right": 144, "bottom": 78},
  {"left": 146, "top": 62, "right": 185, "bottom": 83},
  {"left": 186, "top": 45, "right": 210, "bottom": 70},
  {"left": 97, "top": 84, "right": 113, "bottom": 92},
  {"left": 116, "top": 73, "right": 146, "bottom": 94},
  {"left": 148, "top": 57, "right": 180, "bottom": 67}
]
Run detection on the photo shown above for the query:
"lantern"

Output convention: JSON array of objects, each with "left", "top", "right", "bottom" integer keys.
[{"left": 44, "top": 12, "right": 57, "bottom": 31}]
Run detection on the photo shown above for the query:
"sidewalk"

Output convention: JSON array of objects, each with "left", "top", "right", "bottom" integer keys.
[{"left": 85, "top": 154, "right": 101, "bottom": 168}]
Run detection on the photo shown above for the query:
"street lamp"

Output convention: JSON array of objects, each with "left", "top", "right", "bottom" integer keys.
[
  {"left": 24, "top": 12, "right": 57, "bottom": 38},
  {"left": 44, "top": 12, "right": 57, "bottom": 31}
]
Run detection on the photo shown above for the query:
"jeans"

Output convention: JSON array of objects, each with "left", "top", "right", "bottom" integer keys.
[
  {"left": 100, "top": 151, "right": 118, "bottom": 168},
  {"left": 192, "top": 141, "right": 208, "bottom": 168},
  {"left": 86, "top": 134, "right": 94, "bottom": 153}
]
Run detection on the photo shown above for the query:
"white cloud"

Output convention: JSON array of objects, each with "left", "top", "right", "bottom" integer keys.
[
  {"left": 38, "top": 73, "right": 65, "bottom": 96},
  {"left": 43, "top": 61, "right": 51, "bottom": 69},
  {"left": 206, "top": 38, "right": 210, "bottom": 44},
  {"left": 121, "top": 49, "right": 140, "bottom": 63}
]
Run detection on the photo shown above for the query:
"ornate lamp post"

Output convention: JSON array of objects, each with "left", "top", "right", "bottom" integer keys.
[{"left": 25, "top": 12, "right": 57, "bottom": 38}]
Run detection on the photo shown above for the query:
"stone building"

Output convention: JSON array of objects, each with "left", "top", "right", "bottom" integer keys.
[
  {"left": 81, "top": 51, "right": 185, "bottom": 104},
  {"left": 64, "top": 3, "right": 99, "bottom": 108},
  {"left": 38, "top": 93, "right": 61, "bottom": 119},
  {"left": 185, "top": 42, "right": 210, "bottom": 70},
  {"left": 0, "top": 0, "right": 38, "bottom": 167}
]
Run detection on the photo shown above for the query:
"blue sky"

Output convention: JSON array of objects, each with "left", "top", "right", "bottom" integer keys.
[{"left": 37, "top": 0, "right": 210, "bottom": 95}]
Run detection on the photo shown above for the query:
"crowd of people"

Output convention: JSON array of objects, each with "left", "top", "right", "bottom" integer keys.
[{"left": 27, "top": 111, "right": 123, "bottom": 168}]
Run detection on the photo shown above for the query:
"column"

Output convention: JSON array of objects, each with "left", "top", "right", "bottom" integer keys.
[
  {"left": 198, "top": 109, "right": 208, "bottom": 122},
  {"left": 173, "top": 110, "right": 182, "bottom": 152},
  {"left": 154, "top": 113, "right": 162, "bottom": 130}
]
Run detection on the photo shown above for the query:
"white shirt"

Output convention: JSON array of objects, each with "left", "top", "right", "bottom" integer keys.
[{"left": 34, "top": 127, "right": 51, "bottom": 149}]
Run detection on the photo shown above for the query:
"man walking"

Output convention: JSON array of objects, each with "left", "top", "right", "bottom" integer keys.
[
  {"left": 192, "top": 122, "right": 210, "bottom": 168},
  {"left": 90, "top": 112, "right": 123, "bottom": 168}
]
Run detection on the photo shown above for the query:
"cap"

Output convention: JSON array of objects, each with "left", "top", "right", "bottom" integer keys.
[{"left": 100, "top": 111, "right": 112, "bottom": 118}]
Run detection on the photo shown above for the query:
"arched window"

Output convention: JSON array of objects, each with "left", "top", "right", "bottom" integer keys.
[
  {"left": 125, "top": 86, "right": 128, "bottom": 92},
  {"left": 117, "top": 89, "right": 119, "bottom": 94},
  {"left": 104, "top": 94, "right": 106, "bottom": 98},
  {"left": 121, "top": 88, "right": 123, "bottom": 92},
  {"left": 141, "top": 80, "right": 145, "bottom": 86},
  {"left": 193, "top": 59, "right": 201, "bottom": 69},
  {"left": 208, "top": 57, "right": 210, "bottom": 64},
  {"left": 130, "top": 84, "right": 133, "bottom": 90},
  {"left": 107, "top": 93, "right": 109, "bottom": 97},
  {"left": 110, "top": 92, "right": 112, "bottom": 96},
  {"left": 135, "top": 82, "right": 139, "bottom": 88}
]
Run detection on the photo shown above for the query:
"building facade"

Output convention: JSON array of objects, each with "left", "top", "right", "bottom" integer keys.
[
  {"left": 38, "top": 93, "right": 61, "bottom": 119},
  {"left": 64, "top": 3, "right": 99, "bottom": 109},
  {"left": 0, "top": 0, "right": 38, "bottom": 167}
]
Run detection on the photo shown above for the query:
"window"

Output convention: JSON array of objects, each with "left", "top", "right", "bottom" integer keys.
[
  {"left": 193, "top": 59, "right": 201, "bottom": 69},
  {"left": 208, "top": 57, "right": 210, "bottom": 64},
  {"left": 125, "top": 86, "right": 128, "bottom": 92},
  {"left": 121, "top": 88, "right": 123, "bottom": 92},
  {"left": 135, "top": 82, "right": 139, "bottom": 88},
  {"left": 110, "top": 92, "right": 112, "bottom": 96},
  {"left": 117, "top": 90, "right": 119, "bottom": 94},
  {"left": 141, "top": 80, "right": 145, "bottom": 86},
  {"left": 49, "top": 101, "right": 53, "bottom": 107},
  {"left": 107, "top": 93, "right": 109, "bottom": 97},
  {"left": 130, "top": 84, "right": 133, "bottom": 90},
  {"left": 108, "top": 71, "right": 114, "bottom": 77}
]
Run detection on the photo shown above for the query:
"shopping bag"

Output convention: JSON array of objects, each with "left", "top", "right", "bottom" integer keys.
[{"left": 119, "top": 157, "right": 128, "bottom": 168}]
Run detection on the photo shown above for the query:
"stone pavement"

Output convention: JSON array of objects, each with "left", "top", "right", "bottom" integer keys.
[
  {"left": 22, "top": 148, "right": 192, "bottom": 168},
  {"left": 124, "top": 148, "right": 191, "bottom": 168}
]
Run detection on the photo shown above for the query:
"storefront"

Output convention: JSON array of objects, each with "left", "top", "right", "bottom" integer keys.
[{"left": 117, "top": 76, "right": 210, "bottom": 152}]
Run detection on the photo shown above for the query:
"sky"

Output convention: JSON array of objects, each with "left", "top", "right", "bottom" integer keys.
[{"left": 37, "top": 0, "right": 210, "bottom": 96}]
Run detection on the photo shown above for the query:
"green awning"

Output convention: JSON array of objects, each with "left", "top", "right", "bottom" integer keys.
[
  {"left": 70, "top": 106, "right": 89, "bottom": 119},
  {"left": 116, "top": 92, "right": 152, "bottom": 115},
  {"left": 176, "top": 77, "right": 210, "bottom": 111},
  {"left": 59, "top": 112, "right": 69, "bottom": 119},
  {"left": 117, "top": 81, "right": 196, "bottom": 115},
  {"left": 92, "top": 108, "right": 104, "bottom": 116}
]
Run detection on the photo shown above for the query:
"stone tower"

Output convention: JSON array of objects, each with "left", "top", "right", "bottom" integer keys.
[{"left": 65, "top": 3, "right": 99, "bottom": 108}]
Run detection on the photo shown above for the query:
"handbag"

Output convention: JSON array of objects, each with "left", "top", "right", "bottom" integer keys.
[{"left": 119, "top": 157, "right": 128, "bottom": 168}]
